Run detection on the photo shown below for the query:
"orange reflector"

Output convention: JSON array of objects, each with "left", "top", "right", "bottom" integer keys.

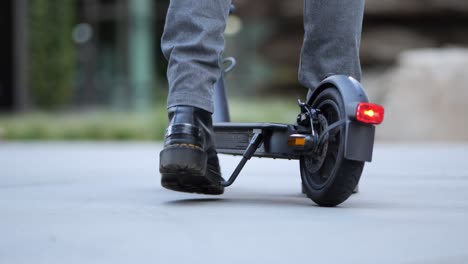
[
  {"left": 356, "top": 103, "right": 385, "bottom": 125},
  {"left": 288, "top": 135, "right": 306, "bottom": 146}
]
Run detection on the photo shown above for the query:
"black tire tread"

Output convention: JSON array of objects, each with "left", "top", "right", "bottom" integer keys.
[
  {"left": 304, "top": 160, "right": 363, "bottom": 207},
  {"left": 301, "top": 87, "right": 365, "bottom": 207}
]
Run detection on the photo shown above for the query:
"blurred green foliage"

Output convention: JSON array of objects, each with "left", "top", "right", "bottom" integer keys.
[
  {"left": 0, "top": 98, "right": 299, "bottom": 141},
  {"left": 0, "top": 107, "right": 167, "bottom": 141},
  {"left": 29, "top": 0, "right": 76, "bottom": 109}
]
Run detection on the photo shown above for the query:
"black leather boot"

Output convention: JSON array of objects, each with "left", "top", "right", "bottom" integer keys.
[{"left": 159, "top": 106, "right": 224, "bottom": 195}]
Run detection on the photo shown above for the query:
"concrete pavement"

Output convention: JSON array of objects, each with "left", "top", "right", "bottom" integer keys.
[{"left": 1, "top": 142, "right": 468, "bottom": 263}]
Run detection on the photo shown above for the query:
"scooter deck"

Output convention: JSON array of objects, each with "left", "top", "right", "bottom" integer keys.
[{"left": 214, "top": 122, "right": 303, "bottom": 160}]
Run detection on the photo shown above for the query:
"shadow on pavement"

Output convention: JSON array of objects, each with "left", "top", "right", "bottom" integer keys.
[{"left": 163, "top": 194, "right": 318, "bottom": 208}]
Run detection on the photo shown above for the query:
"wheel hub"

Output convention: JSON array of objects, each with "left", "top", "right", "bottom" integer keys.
[{"left": 304, "top": 113, "right": 329, "bottom": 173}]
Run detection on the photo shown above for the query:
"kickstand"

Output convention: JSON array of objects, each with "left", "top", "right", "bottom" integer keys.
[{"left": 220, "top": 131, "right": 263, "bottom": 187}]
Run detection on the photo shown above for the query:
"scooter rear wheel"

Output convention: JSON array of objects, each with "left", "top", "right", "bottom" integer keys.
[{"left": 300, "top": 88, "right": 364, "bottom": 207}]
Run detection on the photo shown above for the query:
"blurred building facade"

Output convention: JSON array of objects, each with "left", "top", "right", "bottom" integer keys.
[
  {"left": 0, "top": 0, "right": 18, "bottom": 111},
  {"left": 1, "top": 0, "right": 169, "bottom": 112},
  {"left": 0, "top": 0, "right": 468, "bottom": 139},
  {"left": 73, "top": 0, "right": 169, "bottom": 110},
  {"left": 227, "top": 0, "right": 468, "bottom": 94}
]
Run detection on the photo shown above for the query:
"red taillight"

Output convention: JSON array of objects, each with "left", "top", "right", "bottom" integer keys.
[{"left": 356, "top": 103, "right": 384, "bottom": 125}]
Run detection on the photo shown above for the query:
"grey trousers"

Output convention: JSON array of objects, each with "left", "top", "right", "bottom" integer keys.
[{"left": 162, "top": 0, "right": 365, "bottom": 113}]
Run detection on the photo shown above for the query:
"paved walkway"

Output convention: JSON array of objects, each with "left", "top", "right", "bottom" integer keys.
[{"left": 1, "top": 142, "right": 468, "bottom": 263}]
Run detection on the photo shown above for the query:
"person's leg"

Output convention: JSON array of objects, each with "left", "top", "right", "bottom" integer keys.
[
  {"left": 299, "top": 0, "right": 365, "bottom": 89},
  {"left": 161, "top": 0, "right": 232, "bottom": 113},
  {"left": 159, "top": 0, "right": 231, "bottom": 195}
]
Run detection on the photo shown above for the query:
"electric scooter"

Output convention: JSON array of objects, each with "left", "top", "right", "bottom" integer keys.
[{"left": 212, "top": 5, "right": 384, "bottom": 207}]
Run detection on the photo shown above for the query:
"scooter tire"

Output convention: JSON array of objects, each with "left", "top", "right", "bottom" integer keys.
[{"left": 300, "top": 87, "right": 364, "bottom": 207}]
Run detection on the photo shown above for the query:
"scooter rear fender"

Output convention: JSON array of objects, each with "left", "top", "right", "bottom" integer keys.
[{"left": 306, "top": 75, "right": 375, "bottom": 162}]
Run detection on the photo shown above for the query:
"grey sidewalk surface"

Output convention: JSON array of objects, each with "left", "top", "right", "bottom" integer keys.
[{"left": 1, "top": 142, "right": 468, "bottom": 264}]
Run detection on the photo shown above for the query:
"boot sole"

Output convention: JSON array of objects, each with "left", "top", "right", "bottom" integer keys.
[{"left": 159, "top": 144, "right": 224, "bottom": 195}]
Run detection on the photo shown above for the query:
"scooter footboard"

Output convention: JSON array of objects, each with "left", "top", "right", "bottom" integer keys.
[{"left": 214, "top": 122, "right": 302, "bottom": 160}]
